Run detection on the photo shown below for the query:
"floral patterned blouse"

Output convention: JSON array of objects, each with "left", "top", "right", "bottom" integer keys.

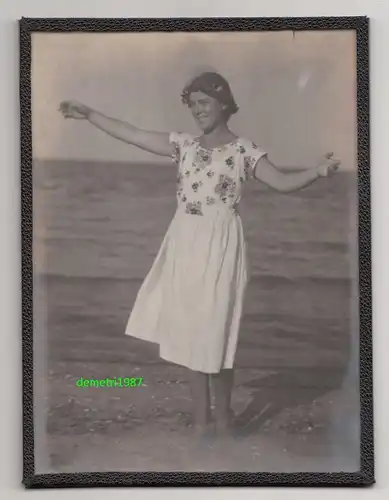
[{"left": 169, "top": 132, "right": 267, "bottom": 216}]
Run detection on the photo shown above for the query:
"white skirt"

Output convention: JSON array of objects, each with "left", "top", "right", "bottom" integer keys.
[{"left": 124, "top": 207, "right": 248, "bottom": 373}]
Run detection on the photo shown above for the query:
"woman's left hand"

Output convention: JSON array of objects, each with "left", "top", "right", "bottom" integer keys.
[{"left": 316, "top": 152, "right": 341, "bottom": 178}]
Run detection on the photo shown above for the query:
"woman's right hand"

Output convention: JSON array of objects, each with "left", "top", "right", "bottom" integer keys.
[
  {"left": 58, "top": 101, "right": 172, "bottom": 157},
  {"left": 59, "top": 100, "right": 91, "bottom": 120}
]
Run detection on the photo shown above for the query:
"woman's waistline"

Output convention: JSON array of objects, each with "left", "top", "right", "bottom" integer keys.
[{"left": 175, "top": 204, "right": 240, "bottom": 220}]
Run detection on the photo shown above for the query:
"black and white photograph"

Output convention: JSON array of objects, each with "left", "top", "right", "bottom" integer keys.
[{"left": 22, "top": 18, "right": 372, "bottom": 485}]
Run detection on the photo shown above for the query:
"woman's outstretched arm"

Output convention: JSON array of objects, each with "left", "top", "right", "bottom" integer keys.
[
  {"left": 59, "top": 100, "right": 171, "bottom": 157},
  {"left": 253, "top": 153, "right": 340, "bottom": 193}
]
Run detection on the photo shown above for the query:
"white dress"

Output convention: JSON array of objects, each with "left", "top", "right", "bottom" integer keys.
[{"left": 125, "top": 132, "right": 266, "bottom": 373}]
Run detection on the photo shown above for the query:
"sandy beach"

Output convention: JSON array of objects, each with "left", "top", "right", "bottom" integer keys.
[
  {"left": 34, "top": 273, "right": 360, "bottom": 474},
  {"left": 45, "top": 359, "right": 359, "bottom": 473}
]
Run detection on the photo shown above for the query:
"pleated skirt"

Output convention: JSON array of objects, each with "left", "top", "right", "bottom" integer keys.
[{"left": 124, "top": 206, "right": 248, "bottom": 373}]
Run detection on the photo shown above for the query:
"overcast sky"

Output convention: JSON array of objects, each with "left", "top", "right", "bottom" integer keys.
[{"left": 31, "top": 30, "right": 356, "bottom": 169}]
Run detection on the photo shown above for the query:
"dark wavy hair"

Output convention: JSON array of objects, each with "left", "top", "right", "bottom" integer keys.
[{"left": 181, "top": 72, "right": 239, "bottom": 120}]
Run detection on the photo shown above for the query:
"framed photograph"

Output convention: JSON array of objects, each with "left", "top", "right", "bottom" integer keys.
[{"left": 20, "top": 16, "right": 373, "bottom": 488}]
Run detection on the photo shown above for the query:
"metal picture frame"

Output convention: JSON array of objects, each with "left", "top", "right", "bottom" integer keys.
[{"left": 20, "top": 16, "right": 373, "bottom": 488}]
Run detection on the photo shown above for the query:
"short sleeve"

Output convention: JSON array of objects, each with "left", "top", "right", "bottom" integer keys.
[
  {"left": 169, "top": 132, "right": 193, "bottom": 167},
  {"left": 242, "top": 140, "right": 267, "bottom": 181}
]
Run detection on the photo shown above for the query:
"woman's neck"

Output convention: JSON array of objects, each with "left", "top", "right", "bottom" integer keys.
[{"left": 199, "top": 125, "right": 236, "bottom": 149}]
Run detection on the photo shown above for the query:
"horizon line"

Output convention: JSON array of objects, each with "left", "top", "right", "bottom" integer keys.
[
  {"left": 33, "top": 157, "right": 168, "bottom": 165},
  {"left": 32, "top": 157, "right": 355, "bottom": 172}
]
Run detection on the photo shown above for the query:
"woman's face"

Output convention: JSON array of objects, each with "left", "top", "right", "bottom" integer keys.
[{"left": 188, "top": 91, "right": 227, "bottom": 132}]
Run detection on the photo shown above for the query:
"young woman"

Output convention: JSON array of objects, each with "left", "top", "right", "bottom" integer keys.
[{"left": 59, "top": 71, "right": 340, "bottom": 438}]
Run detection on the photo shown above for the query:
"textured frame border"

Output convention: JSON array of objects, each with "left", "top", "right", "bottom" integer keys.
[{"left": 20, "top": 16, "right": 373, "bottom": 488}]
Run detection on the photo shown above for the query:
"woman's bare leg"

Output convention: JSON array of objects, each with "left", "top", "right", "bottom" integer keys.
[
  {"left": 188, "top": 369, "right": 212, "bottom": 434},
  {"left": 211, "top": 369, "right": 234, "bottom": 434}
]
